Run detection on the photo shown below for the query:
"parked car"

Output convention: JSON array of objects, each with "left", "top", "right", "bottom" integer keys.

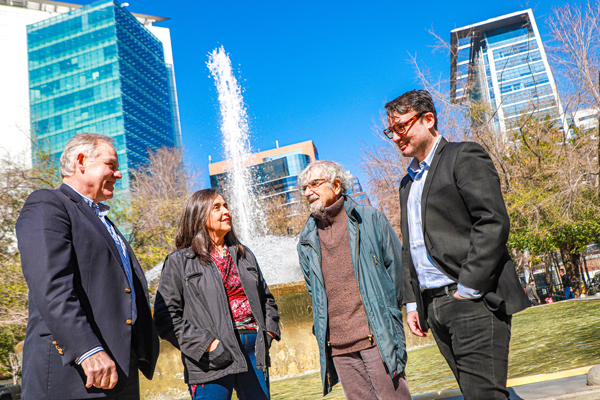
[{"left": 0, "top": 384, "right": 20, "bottom": 400}]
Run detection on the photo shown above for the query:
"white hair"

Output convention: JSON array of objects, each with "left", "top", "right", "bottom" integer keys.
[
  {"left": 297, "top": 160, "right": 353, "bottom": 194},
  {"left": 59, "top": 133, "right": 114, "bottom": 177}
]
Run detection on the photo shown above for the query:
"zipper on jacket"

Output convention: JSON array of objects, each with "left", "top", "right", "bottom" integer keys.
[
  {"left": 224, "top": 250, "right": 272, "bottom": 371},
  {"left": 231, "top": 253, "right": 265, "bottom": 332},
  {"left": 349, "top": 207, "right": 387, "bottom": 368},
  {"left": 211, "top": 259, "right": 246, "bottom": 370}
]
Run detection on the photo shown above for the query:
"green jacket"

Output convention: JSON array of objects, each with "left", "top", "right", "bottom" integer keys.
[{"left": 297, "top": 196, "right": 407, "bottom": 396}]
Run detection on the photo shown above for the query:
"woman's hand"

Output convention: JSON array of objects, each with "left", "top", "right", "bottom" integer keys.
[{"left": 206, "top": 339, "right": 220, "bottom": 352}]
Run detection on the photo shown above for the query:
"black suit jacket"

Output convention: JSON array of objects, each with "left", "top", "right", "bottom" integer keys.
[
  {"left": 400, "top": 138, "right": 529, "bottom": 330},
  {"left": 16, "top": 184, "right": 159, "bottom": 399}
]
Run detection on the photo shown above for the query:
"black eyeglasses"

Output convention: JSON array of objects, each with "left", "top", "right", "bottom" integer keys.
[
  {"left": 383, "top": 113, "right": 423, "bottom": 139},
  {"left": 300, "top": 179, "right": 328, "bottom": 194}
]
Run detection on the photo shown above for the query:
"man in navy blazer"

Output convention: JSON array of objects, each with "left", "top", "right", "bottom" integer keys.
[
  {"left": 385, "top": 90, "right": 529, "bottom": 399},
  {"left": 16, "top": 133, "right": 159, "bottom": 399}
]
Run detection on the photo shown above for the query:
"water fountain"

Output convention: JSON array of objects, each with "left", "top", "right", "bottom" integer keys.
[
  {"left": 206, "top": 46, "right": 262, "bottom": 244},
  {"left": 206, "top": 46, "right": 303, "bottom": 286},
  {"left": 141, "top": 47, "right": 432, "bottom": 400},
  {"left": 141, "top": 47, "right": 439, "bottom": 400}
]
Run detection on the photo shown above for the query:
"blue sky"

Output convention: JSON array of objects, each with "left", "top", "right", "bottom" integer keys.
[{"left": 72, "top": 0, "right": 566, "bottom": 188}]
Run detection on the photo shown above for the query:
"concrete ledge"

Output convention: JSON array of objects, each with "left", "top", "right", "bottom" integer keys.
[
  {"left": 269, "top": 280, "right": 307, "bottom": 297},
  {"left": 506, "top": 366, "right": 593, "bottom": 387},
  {"left": 414, "top": 366, "right": 600, "bottom": 400}
]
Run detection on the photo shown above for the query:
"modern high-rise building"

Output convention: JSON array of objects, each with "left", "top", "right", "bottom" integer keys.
[
  {"left": 450, "top": 9, "right": 568, "bottom": 134},
  {"left": 0, "top": 0, "right": 181, "bottom": 190},
  {"left": 347, "top": 175, "right": 371, "bottom": 206},
  {"left": 0, "top": 1, "right": 78, "bottom": 168},
  {"left": 571, "top": 107, "right": 599, "bottom": 132},
  {"left": 209, "top": 140, "right": 371, "bottom": 207},
  {"left": 210, "top": 141, "right": 319, "bottom": 206}
]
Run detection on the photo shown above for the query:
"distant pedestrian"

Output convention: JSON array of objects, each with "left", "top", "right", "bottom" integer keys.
[
  {"left": 561, "top": 268, "right": 575, "bottom": 299},
  {"left": 526, "top": 281, "right": 541, "bottom": 306}
]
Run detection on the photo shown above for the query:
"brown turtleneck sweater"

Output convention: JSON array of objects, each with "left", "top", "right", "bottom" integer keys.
[{"left": 313, "top": 196, "right": 374, "bottom": 356}]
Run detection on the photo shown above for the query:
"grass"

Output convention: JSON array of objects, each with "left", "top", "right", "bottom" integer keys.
[{"left": 142, "top": 299, "right": 600, "bottom": 399}]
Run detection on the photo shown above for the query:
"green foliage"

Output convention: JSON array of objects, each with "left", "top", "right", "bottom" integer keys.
[
  {"left": 0, "top": 149, "right": 60, "bottom": 378},
  {"left": 111, "top": 147, "right": 194, "bottom": 272},
  {"left": 0, "top": 325, "right": 25, "bottom": 379},
  {"left": 484, "top": 112, "right": 600, "bottom": 290}
]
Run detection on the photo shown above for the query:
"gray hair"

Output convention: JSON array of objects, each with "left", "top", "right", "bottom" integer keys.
[
  {"left": 60, "top": 133, "right": 114, "bottom": 178},
  {"left": 297, "top": 160, "right": 353, "bottom": 194}
]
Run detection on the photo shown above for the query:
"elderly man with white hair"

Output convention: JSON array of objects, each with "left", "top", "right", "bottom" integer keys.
[{"left": 296, "top": 160, "right": 412, "bottom": 400}]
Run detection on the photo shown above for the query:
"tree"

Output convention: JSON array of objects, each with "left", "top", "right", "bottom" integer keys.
[
  {"left": 368, "top": 7, "right": 600, "bottom": 296},
  {"left": 501, "top": 114, "right": 600, "bottom": 295},
  {"left": 113, "top": 147, "right": 197, "bottom": 272},
  {"left": 0, "top": 148, "right": 60, "bottom": 379},
  {"left": 358, "top": 133, "right": 407, "bottom": 237},
  {"left": 258, "top": 191, "right": 310, "bottom": 236},
  {"left": 546, "top": 0, "right": 600, "bottom": 111}
]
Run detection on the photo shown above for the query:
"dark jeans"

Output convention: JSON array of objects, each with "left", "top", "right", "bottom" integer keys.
[
  {"left": 425, "top": 292, "right": 511, "bottom": 400},
  {"left": 189, "top": 333, "right": 269, "bottom": 400},
  {"left": 565, "top": 286, "right": 575, "bottom": 299}
]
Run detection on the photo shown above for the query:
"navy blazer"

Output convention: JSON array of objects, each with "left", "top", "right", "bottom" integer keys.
[{"left": 16, "top": 184, "right": 159, "bottom": 399}]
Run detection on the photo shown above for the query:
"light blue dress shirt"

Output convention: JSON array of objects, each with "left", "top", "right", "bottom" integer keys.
[
  {"left": 405, "top": 137, "right": 481, "bottom": 313},
  {"left": 64, "top": 184, "right": 137, "bottom": 364}
]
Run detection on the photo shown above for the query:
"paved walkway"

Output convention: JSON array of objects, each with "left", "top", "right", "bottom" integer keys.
[{"left": 414, "top": 366, "right": 600, "bottom": 400}]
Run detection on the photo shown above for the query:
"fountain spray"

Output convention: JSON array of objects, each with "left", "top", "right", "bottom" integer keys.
[
  {"left": 206, "top": 46, "right": 303, "bottom": 285},
  {"left": 207, "top": 46, "right": 263, "bottom": 243}
]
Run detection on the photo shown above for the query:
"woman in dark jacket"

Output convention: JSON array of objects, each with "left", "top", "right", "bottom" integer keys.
[{"left": 154, "top": 189, "right": 280, "bottom": 400}]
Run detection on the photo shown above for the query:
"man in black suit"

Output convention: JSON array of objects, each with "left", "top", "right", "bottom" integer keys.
[
  {"left": 385, "top": 90, "right": 529, "bottom": 399},
  {"left": 16, "top": 133, "right": 159, "bottom": 399}
]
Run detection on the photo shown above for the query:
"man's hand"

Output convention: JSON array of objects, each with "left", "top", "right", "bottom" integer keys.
[
  {"left": 206, "top": 339, "right": 220, "bottom": 352},
  {"left": 81, "top": 350, "right": 118, "bottom": 390},
  {"left": 453, "top": 291, "right": 469, "bottom": 300},
  {"left": 407, "top": 310, "right": 427, "bottom": 337}
]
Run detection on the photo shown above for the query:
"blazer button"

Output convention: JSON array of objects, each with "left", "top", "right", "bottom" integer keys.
[
  {"left": 125, "top": 319, "right": 132, "bottom": 325},
  {"left": 124, "top": 288, "right": 131, "bottom": 293}
]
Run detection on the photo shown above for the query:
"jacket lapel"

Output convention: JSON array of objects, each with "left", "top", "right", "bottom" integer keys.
[
  {"left": 421, "top": 137, "right": 448, "bottom": 227},
  {"left": 59, "top": 184, "right": 124, "bottom": 270}
]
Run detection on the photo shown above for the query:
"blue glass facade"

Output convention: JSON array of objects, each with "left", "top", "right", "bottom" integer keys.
[
  {"left": 211, "top": 153, "right": 312, "bottom": 204},
  {"left": 27, "top": 0, "right": 179, "bottom": 190},
  {"left": 347, "top": 177, "right": 371, "bottom": 206},
  {"left": 451, "top": 10, "right": 567, "bottom": 133}
]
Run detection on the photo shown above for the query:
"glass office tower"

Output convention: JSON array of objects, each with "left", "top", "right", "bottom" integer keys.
[
  {"left": 27, "top": 0, "right": 179, "bottom": 190},
  {"left": 210, "top": 141, "right": 318, "bottom": 205},
  {"left": 450, "top": 9, "right": 568, "bottom": 134}
]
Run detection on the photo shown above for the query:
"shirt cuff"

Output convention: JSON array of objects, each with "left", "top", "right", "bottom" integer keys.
[
  {"left": 75, "top": 346, "right": 104, "bottom": 365},
  {"left": 406, "top": 302, "right": 418, "bottom": 313},
  {"left": 457, "top": 284, "right": 483, "bottom": 299}
]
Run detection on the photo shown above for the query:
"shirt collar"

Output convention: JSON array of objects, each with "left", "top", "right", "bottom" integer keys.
[
  {"left": 63, "top": 183, "right": 110, "bottom": 216},
  {"left": 407, "top": 135, "right": 443, "bottom": 179}
]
